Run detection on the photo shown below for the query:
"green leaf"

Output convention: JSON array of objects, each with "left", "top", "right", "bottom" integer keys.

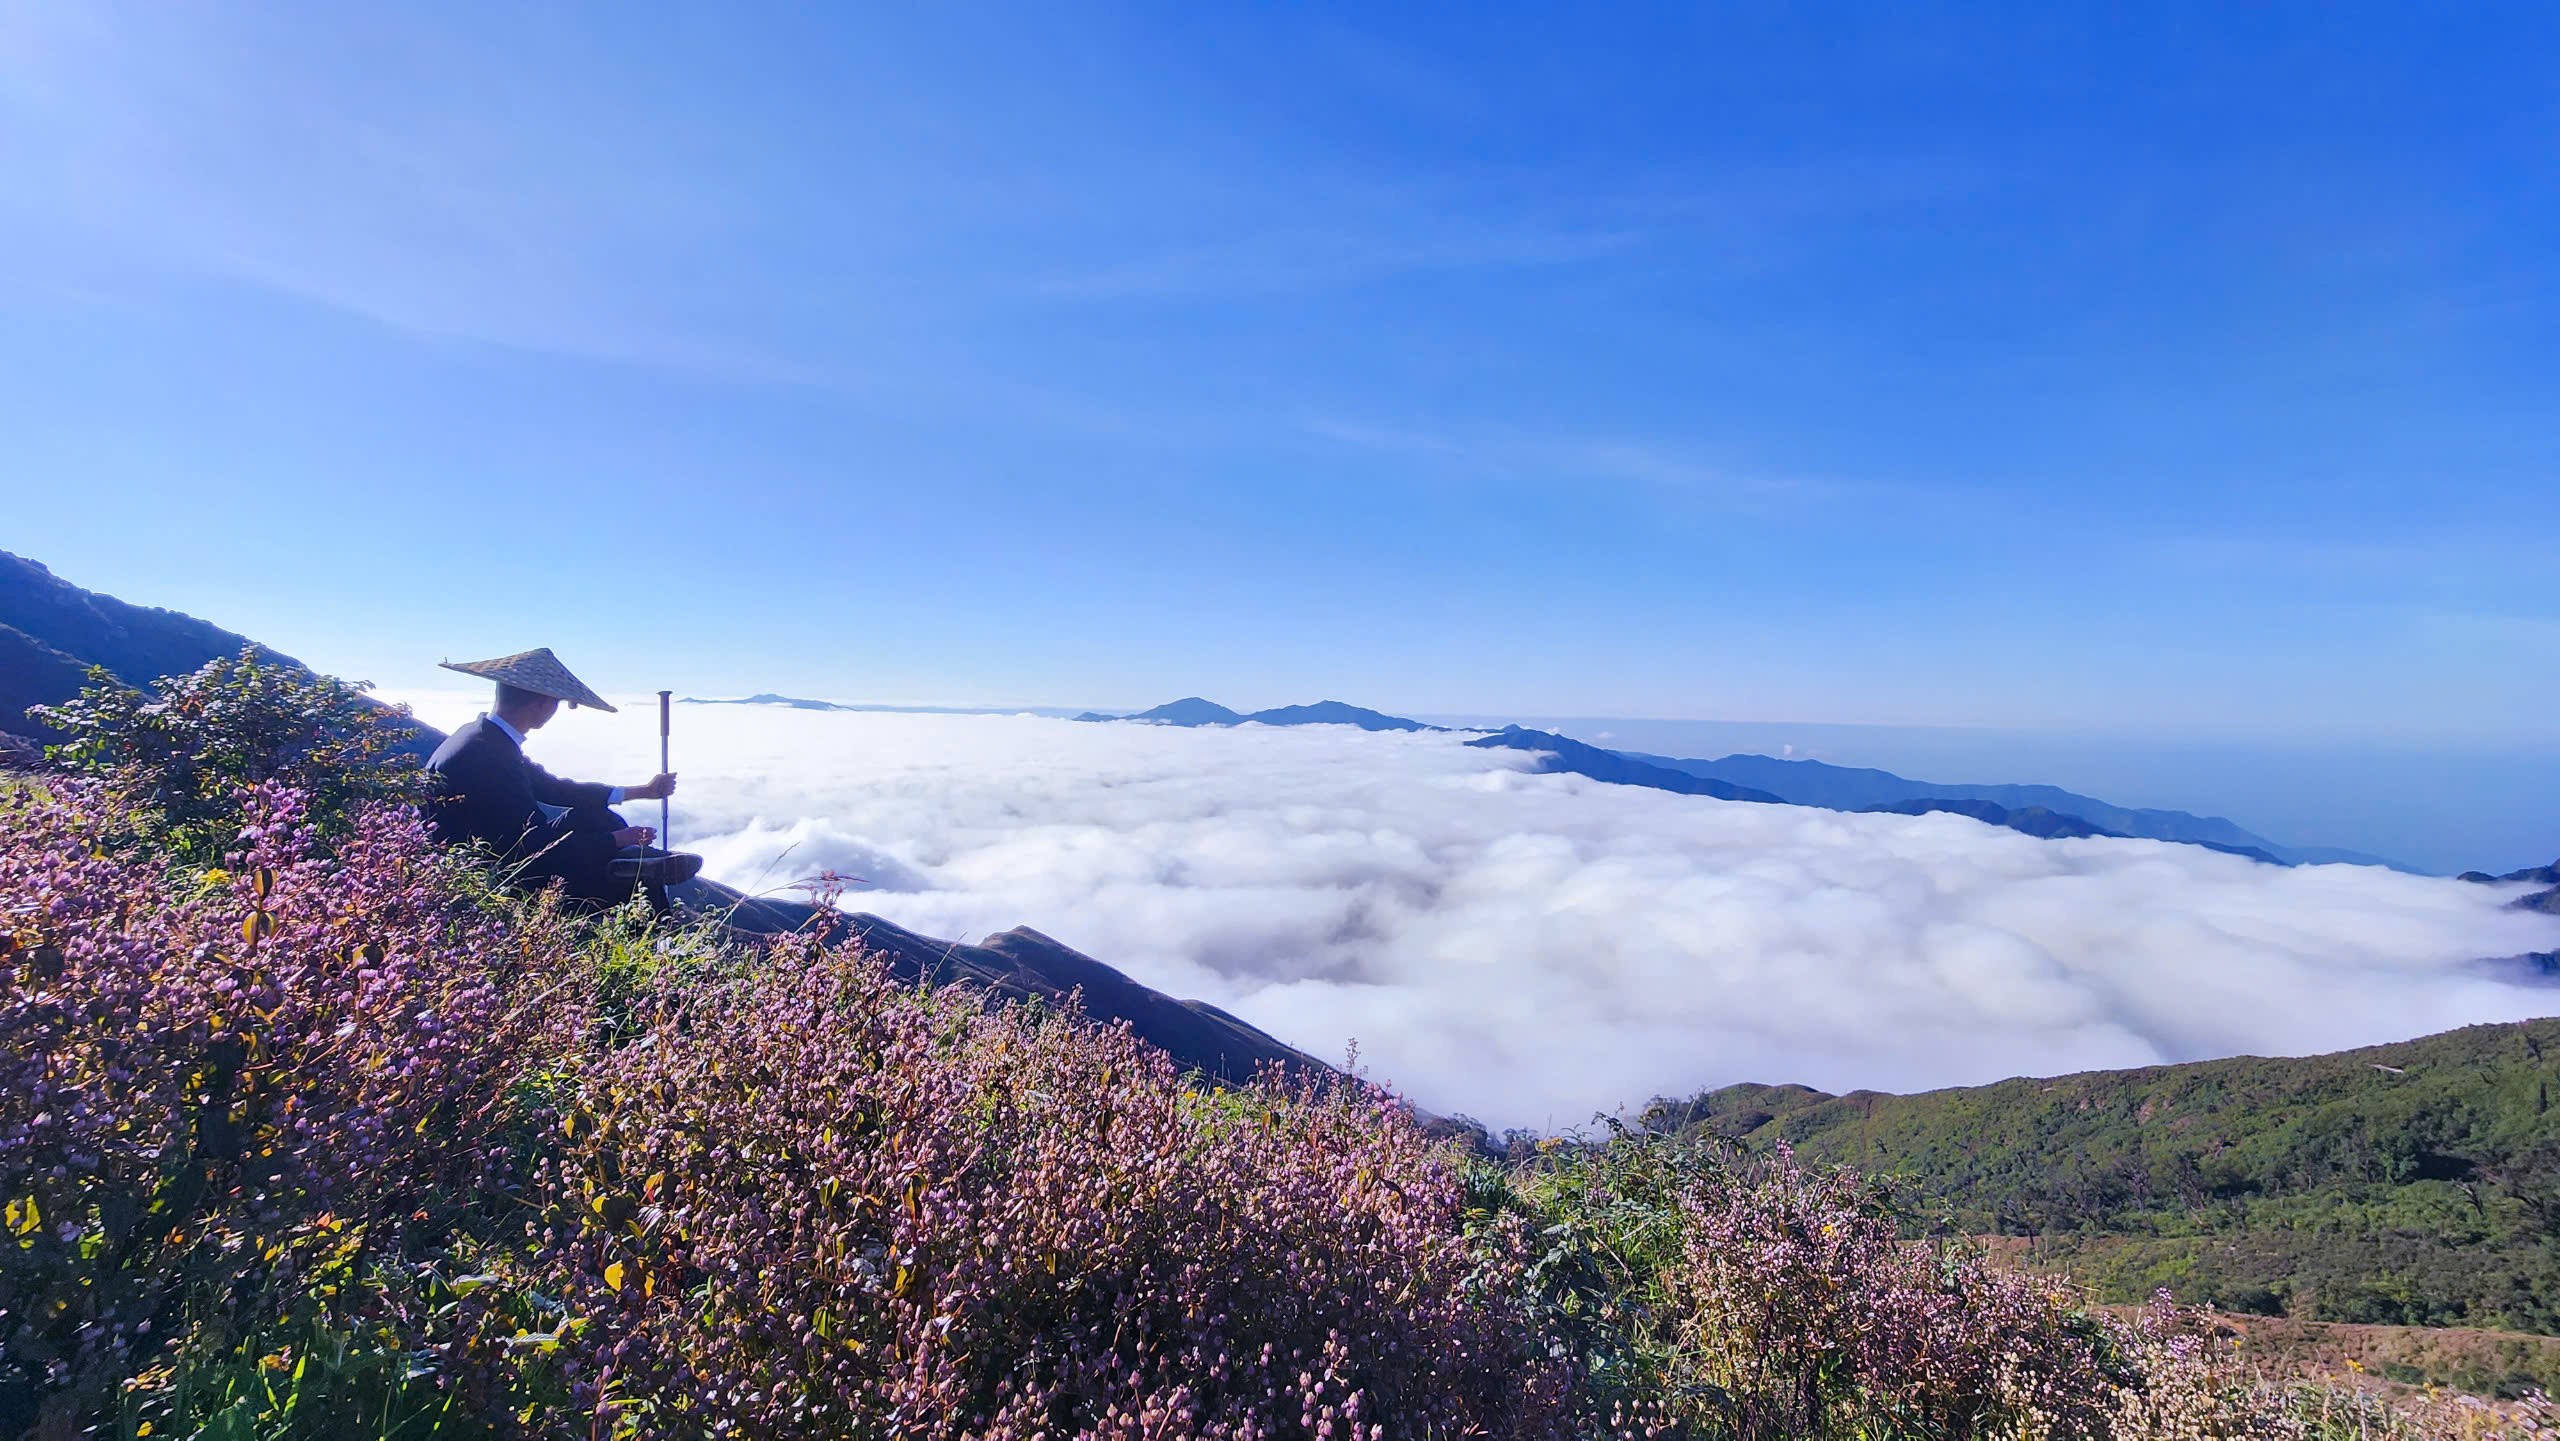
[{"left": 194, "top": 1398, "right": 260, "bottom": 1441}]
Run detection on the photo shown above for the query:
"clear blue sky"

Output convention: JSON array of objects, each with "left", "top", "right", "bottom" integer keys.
[{"left": 3, "top": 4, "right": 2554, "bottom": 741}]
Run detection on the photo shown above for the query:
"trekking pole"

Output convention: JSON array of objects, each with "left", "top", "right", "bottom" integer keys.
[{"left": 657, "top": 691, "right": 673, "bottom": 855}]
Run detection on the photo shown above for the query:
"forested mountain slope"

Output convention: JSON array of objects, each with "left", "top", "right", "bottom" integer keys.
[{"left": 1646, "top": 1019, "right": 2560, "bottom": 1336}]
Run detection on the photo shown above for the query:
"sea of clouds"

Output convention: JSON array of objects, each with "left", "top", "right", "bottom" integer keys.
[{"left": 393, "top": 694, "right": 2560, "bottom": 1129}]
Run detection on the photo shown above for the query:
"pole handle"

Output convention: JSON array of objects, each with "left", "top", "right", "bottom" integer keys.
[{"left": 656, "top": 691, "right": 673, "bottom": 855}]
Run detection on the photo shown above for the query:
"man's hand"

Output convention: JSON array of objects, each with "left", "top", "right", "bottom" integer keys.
[
  {"left": 613, "top": 826, "right": 656, "bottom": 849},
  {"left": 627, "top": 773, "right": 678, "bottom": 801}
]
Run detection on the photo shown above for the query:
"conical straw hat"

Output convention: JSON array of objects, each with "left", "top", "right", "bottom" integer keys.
[{"left": 438, "top": 647, "right": 618, "bottom": 712}]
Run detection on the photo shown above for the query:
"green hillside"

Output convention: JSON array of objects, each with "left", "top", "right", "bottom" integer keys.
[{"left": 1645, "top": 1020, "right": 2560, "bottom": 1337}]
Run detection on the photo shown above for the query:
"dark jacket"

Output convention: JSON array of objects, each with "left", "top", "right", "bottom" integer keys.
[{"left": 425, "top": 716, "right": 615, "bottom": 866}]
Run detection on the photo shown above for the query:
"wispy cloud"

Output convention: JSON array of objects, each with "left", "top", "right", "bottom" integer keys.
[
  {"left": 1301, "top": 413, "right": 1832, "bottom": 510},
  {"left": 1032, "top": 219, "right": 1645, "bottom": 300},
  {"left": 199, "top": 248, "right": 835, "bottom": 384},
  {"left": 0, "top": 7, "right": 896, "bottom": 391},
  {"left": 1028, "top": 143, "right": 1980, "bottom": 303}
]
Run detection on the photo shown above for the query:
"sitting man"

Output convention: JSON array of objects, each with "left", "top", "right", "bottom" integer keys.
[{"left": 425, "top": 647, "right": 704, "bottom": 912}]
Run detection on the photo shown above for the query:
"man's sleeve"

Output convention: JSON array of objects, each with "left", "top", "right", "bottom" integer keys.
[{"left": 525, "top": 758, "right": 617, "bottom": 811}]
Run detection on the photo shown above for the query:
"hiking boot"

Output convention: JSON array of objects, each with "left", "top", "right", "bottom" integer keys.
[{"left": 610, "top": 851, "right": 704, "bottom": 886}]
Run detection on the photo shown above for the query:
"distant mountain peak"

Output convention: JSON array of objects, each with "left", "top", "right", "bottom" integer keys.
[
  {"left": 683, "top": 693, "right": 851, "bottom": 711},
  {"left": 1071, "top": 697, "right": 1246, "bottom": 726},
  {"left": 1078, "top": 697, "right": 1436, "bottom": 731},
  {"left": 1243, "top": 701, "right": 1433, "bottom": 732},
  {"left": 2459, "top": 858, "right": 2560, "bottom": 913},
  {"left": 1140, "top": 697, "right": 1246, "bottom": 725}
]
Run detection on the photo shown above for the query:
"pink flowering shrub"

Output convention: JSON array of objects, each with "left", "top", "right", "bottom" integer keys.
[
  {"left": 5, "top": 760, "right": 2549, "bottom": 1440},
  {"left": 517, "top": 940, "right": 1580, "bottom": 1439},
  {"left": 1516, "top": 1137, "right": 2560, "bottom": 1440},
  {"left": 0, "top": 781, "right": 579, "bottom": 1436},
  {"left": 3, "top": 778, "right": 1579, "bottom": 1438},
  {"left": 1655, "top": 1145, "right": 2131, "bottom": 1438}
]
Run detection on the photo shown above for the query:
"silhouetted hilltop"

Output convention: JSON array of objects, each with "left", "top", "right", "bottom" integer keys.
[
  {"left": 683, "top": 692, "right": 855, "bottom": 711},
  {"left": 2460, "top": 859, "right": 2560, "bottom": 914},
  {"left": 1076, "top": 696, "right": 1247, "bottom": 726},
  {"left": 1244, "top": 700, "right": 1433, "bottom": 731},
  {"left": 1078, "top": 697, "right": 1436, "bottom": 731},
  {"left": 0, "top": 550, "right": 297, "bottom": 741},
  {"left": 2461, "top": 859, "right": 2560, "bottom": 887},
  {"left": 1466, "top": 726, "right": 1783, "bottom": 802}
]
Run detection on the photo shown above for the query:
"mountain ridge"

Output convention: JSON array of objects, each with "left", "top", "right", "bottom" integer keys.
[
  {"left": 2460, "top": 860, "right": 2560, "bottom": 915},
  {"left": 1628, "top": 748, "right": 2398, "bottom": 869},
  {"left": 1465, "top": 725, "right": 1785, "bottom": 803},
  {"left": 1641, "top": 1017, "right": 2560, "bottom": 1341},
  {"left": 1470, "top": 727, "right": 2299, "bottom": 861},
  {"left": 1856, "top": 796, "right": 2288, "bottom": 863},
  {"left": 0, "top": 550, "right": 303, "bottom": 741},
  {"left": 1070, "top": 695, "right": 2411, "bottom": 869},
  {"left": 673, "top": 886, "right": 1329, "bottom": 1088}
]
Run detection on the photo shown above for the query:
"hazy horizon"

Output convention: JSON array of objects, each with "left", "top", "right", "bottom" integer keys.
[{"left": 368, "top": 678, "right": 2556, "bottom": 875}]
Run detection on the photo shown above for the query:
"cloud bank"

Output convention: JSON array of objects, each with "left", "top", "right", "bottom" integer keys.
[{"left": 396, "top": 696, "right": 2560, "bottom": 1128}]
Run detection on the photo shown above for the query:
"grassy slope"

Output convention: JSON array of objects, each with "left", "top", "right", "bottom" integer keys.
[
  {"left": 2187, "top": 1313, "right": 2560, "bottom": 1401},
  {"left": 1645, "top": 1020, "right": 2560, "bottom": 1345}
]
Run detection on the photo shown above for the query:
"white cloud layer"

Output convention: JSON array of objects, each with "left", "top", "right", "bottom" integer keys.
[{"left": 393, "top": 695, "right": 2560, "bottom": 1129}]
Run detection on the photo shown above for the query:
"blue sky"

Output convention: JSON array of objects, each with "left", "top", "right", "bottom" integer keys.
[{"left": 2, "top": 4, "right": 2555, "bottom": 742}]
